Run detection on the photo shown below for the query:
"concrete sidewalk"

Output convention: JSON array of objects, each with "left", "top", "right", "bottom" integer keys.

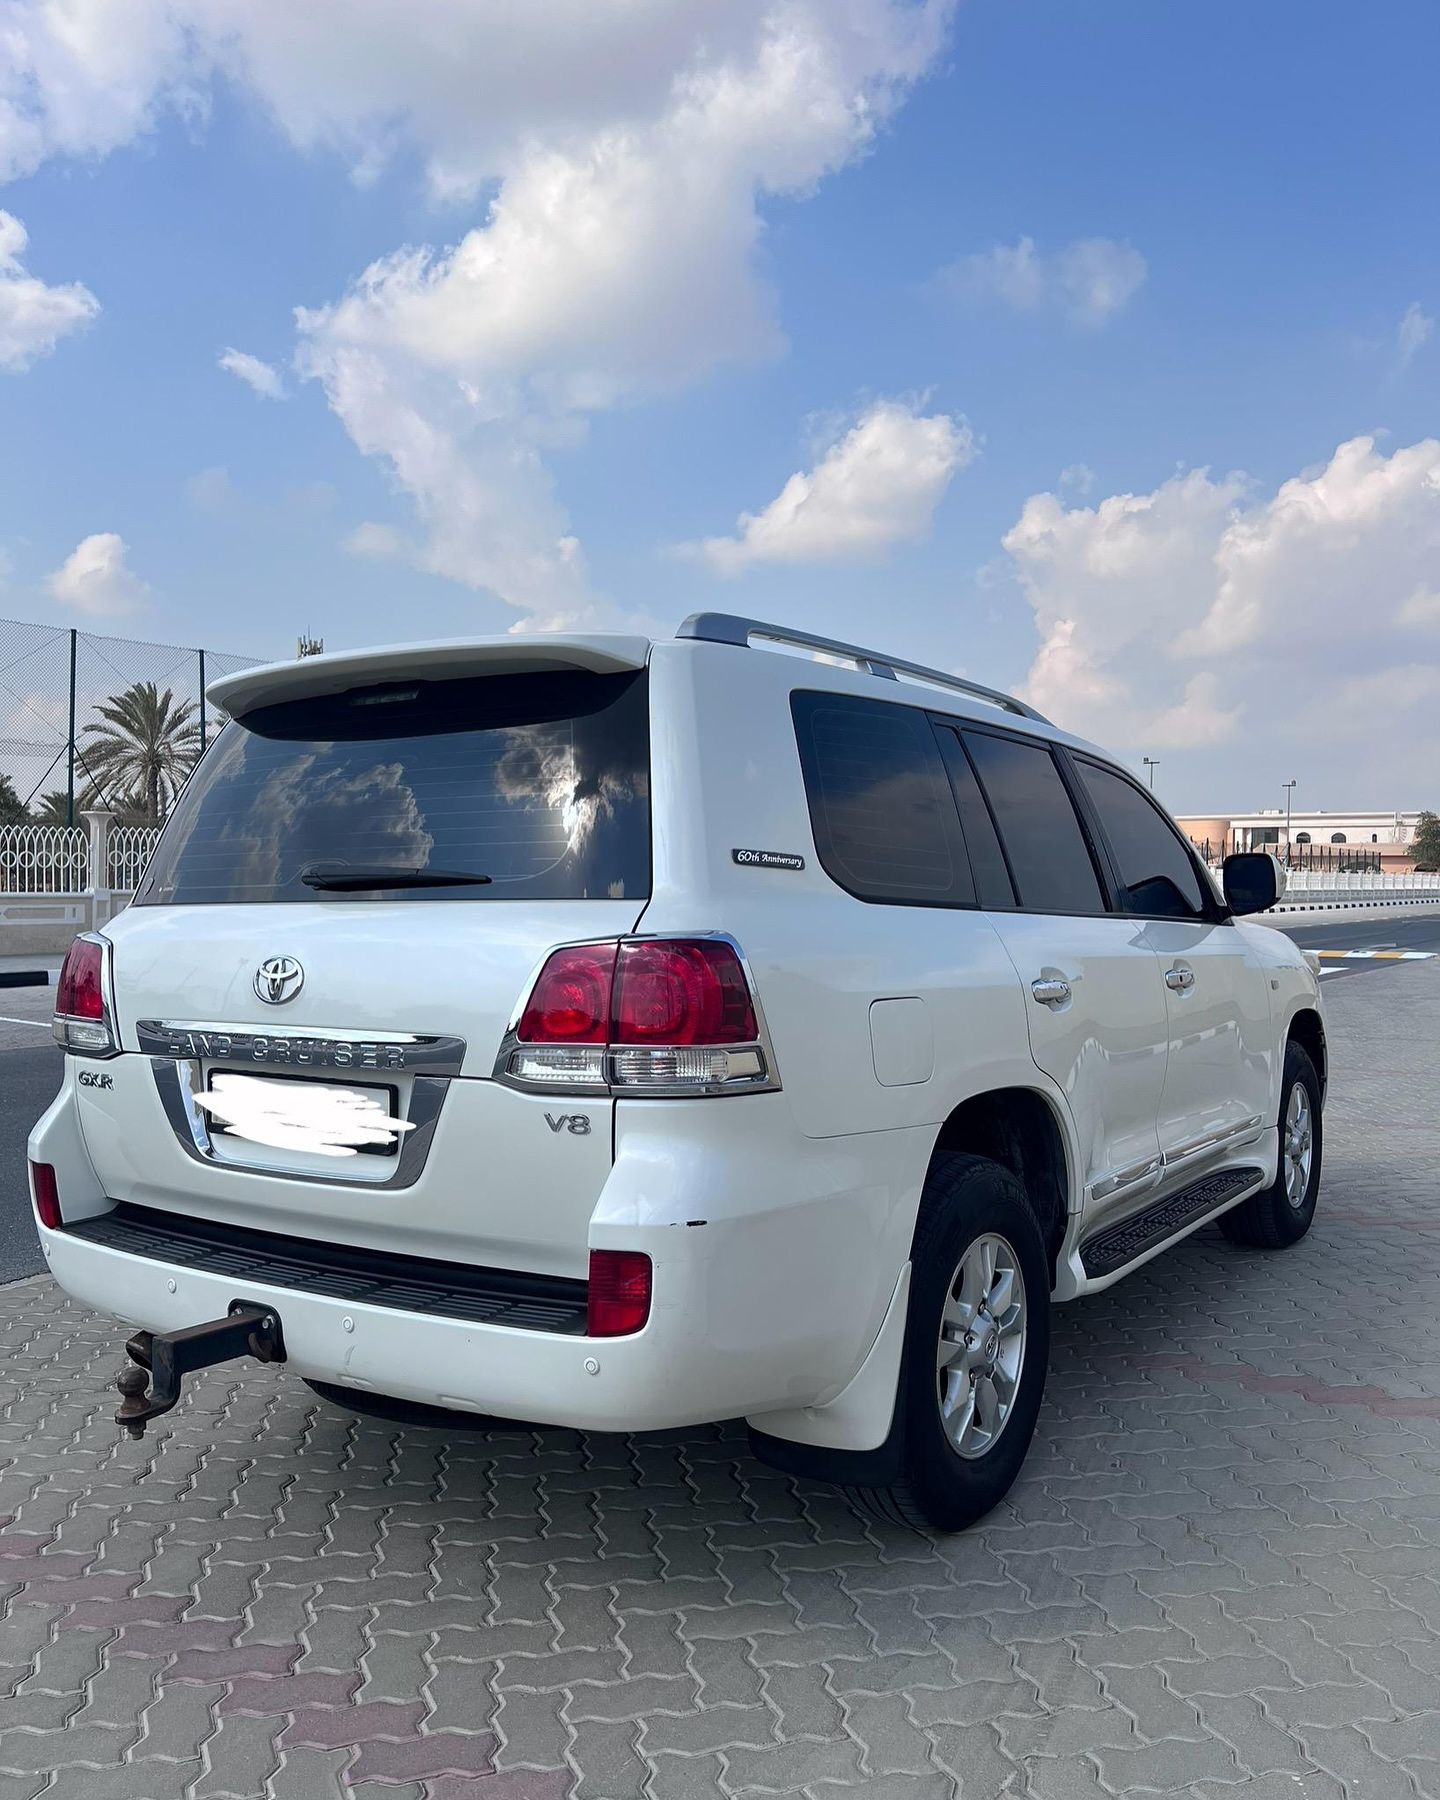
[{"left": 2, "top": 966, "right": 1438, "bottom": 1799}]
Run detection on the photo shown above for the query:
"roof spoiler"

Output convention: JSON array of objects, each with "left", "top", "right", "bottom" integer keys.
[{"left": 207, "top": 634, "right": 651, "bottom": 717}]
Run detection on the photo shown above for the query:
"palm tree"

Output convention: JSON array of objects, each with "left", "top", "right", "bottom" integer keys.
[
  {"left": 79, "top": 682, "right": 201, "bottom": 823},
  {"left": 0, "top": 774, "right": 29, "bottom": 826},
  {"left": 30, "top": 789, "right": 74, "bottom": 826}
]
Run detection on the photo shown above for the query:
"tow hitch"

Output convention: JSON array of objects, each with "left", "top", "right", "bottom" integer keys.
[{"left": 115, "top": 1304, "right": 286, "bottom": 1440}]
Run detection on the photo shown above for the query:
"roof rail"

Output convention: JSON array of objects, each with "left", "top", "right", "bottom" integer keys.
[{"left": 675, "top": 612, "right": 1048, "bottom": 723}]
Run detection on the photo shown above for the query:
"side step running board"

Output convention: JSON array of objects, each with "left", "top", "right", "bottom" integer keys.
[{"left": 1080, "top": 1167, "right": 1264, "bottom": 1279}]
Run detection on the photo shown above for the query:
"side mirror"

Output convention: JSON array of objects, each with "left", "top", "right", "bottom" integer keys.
[{"left": 1222, "top": 852, "right": 1286, "bottom": 916}]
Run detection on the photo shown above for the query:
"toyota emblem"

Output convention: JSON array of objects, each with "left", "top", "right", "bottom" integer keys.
[{"left": 254, "top": 955, "right": 304, "bottom": 1005}]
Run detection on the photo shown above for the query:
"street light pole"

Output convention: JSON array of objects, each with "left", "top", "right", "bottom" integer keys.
[
  {"left": 1142, "top": 756, "right": 1158, "bottom": 790},
  {"left": 1283, "top": 779, "right": 1297, "bottom": 865}
]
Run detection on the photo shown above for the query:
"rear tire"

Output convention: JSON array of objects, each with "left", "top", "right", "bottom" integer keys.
[
  {"left": 849, "top": 1153, "right": 1051, "bottom": 1533},
  {"left": 1217, "top": 1042, "right": 1322, "bottom": 1249}
]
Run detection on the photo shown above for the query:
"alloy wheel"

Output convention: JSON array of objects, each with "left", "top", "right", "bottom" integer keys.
[
  {"left": 1283, "top": 1080, "right": 1314, "bottom": 1208},
  {"left": 935, "top": 1233, "right": 1028, "bottom": 1460}
]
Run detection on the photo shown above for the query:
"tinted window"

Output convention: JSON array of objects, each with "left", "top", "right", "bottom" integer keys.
[
  {"left": 962, "top": 731, "right": 1106, "bottom": 914},
  {"left": 935, "top": 727, "right": 1016, "bottom": 909},
  {"left": 136, "top": 669, "right": 650, "bottom": 905},
  {"left": 1076, "top": 761, "right": 1206, "bottom": 918},
  {"left": 792, "top": 692, "right": 973, "bottom": 905}
]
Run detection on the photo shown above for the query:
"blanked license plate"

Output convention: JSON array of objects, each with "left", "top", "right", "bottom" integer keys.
[{"left": 198, "top": 1071, "right": 410, "bottom": 1159}]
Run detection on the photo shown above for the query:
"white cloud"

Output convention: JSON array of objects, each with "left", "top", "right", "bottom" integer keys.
[
  {"left": 294, "top": 3, "right": 953, "bottom": 616},
  {"left": 1396, "top": 301, "right": 1433, "bottom": 371},
  {"left": 0, "top": 2, "right": 194, "bottom": 184},
  {"left": 0, "top": 211, "right": 99, "bottom": 370},
  {"left": 686, "top": 400, "right": 972, "bottom": 574},
  {"left": 184, "top": 465, "right": 236, "bottom": 511},
  {"left": 1059, "top": 462, "right": 1095, "bottom": 496},
  {"left": 219, "top": 347, "right": 285, "bottom": 399},
  {"left": 44, "top": 533, "right": 149, "bottom": 618},
  {"left": 0, "top": 1, "right": 954, "bottom": 620},
  {"left": 1004, "top": 434, "right": 1440, "bottom": 791},
  {"left": 343, "top": 520, "right": 403, "bottom": 560},
  {"left": 943, "top": 235, "right": 1146, "bottom": 326},
  {"left": 1398, "top": 585, "right": 1440, "bottom": 629}
]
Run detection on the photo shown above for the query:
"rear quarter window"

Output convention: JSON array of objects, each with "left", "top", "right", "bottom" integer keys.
[
  {"left": 791, "top": 691, "right": 975, "bottom": 906},
  {"left": 136, "top": 668, "right": 651, "bottom": 905}
]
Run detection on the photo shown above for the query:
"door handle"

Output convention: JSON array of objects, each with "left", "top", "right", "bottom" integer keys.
[
  {"left": 1165, "top": 966, "right": 1195, "bottom": 992},
  {"left": 1031, "top": 978, "right": 1071, "bottom": 1006}
]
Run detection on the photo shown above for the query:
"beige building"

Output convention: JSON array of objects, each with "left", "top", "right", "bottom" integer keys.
[{"left": 1174, "top": 809, "right": 1427, "bottom": 870}]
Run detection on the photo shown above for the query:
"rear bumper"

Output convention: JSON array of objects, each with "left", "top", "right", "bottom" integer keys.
[
  {"left": 42, "top": 1223, "right": 681, "bottom": 1431},
  {"left": 30, "top": 1072, "right": 934, "bottom": 1433}
]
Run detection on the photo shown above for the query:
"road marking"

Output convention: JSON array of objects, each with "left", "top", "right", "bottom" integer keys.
[
  {"left": 1314, "top": 949, "right": 1436, "bottom": 961},
  {"left": 0, "top": 1015, "right": 51, "bottom": 1028}
]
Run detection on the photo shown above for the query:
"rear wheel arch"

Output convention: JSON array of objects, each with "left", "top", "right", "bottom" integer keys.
[{"left": 926, "top": 1087, "right": 1072, "bottom": 1284}]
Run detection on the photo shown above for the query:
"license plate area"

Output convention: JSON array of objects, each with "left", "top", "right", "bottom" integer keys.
[{"left": 200, "top": 1070, "right": 405, "bottom": 1160}]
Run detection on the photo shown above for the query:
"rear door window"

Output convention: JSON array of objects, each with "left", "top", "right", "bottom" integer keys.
[
  {"left": 136, "top": 669, "right": 651, "bottom": 905},
  {"left": 962, "top": 729, "right": 1108, "bottom": 915},
  {"left": 792, "top": 691, "right": 974, "bottom": 905},
  {"left": 934, "top": 726, "right": 1017, "bottom": 910},
  {"left": 1075, "top": 759, "right": 1207, "bottom": 918}
]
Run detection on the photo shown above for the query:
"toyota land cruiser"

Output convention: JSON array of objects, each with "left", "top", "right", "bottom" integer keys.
[{"left": 29, "top": 614, "right": 1324, "bottom": 1531}]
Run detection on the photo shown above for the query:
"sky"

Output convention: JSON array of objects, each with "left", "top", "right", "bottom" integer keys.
[{"left": 1, "top": 0, "right": 1437, "bottom": 814}]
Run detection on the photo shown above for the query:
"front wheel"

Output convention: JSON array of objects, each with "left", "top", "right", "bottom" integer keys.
[
  {"left": 850, "top": 1154, "right": 1051, "bottom": 1533},
  {"left": 1218, "top": 1042, "right": 1323, "bottom": 1249}
]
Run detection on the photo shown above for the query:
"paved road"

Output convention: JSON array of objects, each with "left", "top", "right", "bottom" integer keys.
[
  {"left": 2, "top": 955, "right": 1440, "bottom": 1796},
  {"left": 1284, "top": 912, "right": 1440, "bottom": 981}
]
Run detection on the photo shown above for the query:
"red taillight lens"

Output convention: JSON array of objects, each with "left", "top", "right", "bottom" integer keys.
[
  {"left": 501, "top": 937, "right": 773, "bottom": 1095},
  {"left": 30, "top": 1162, "right": 60, "bottom": 1231},
  {"left": 612, "top": 940, "right": 758, "bottom": 1045},
  {"left": 518, "top": 944, "right": 618, "bottom": 1043},
  {"left": 587, "top": 1249, "right": 652, "bottom": 1337},
  {"left": 56, "top": 937, "right": 104, "bottom": 1021}
]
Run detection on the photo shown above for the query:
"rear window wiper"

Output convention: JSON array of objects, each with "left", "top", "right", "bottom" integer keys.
[{"left": 298, "top": 864, "right": 494, "bottom": 892}]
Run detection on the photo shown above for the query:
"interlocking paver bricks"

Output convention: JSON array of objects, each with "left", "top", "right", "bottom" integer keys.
[{"left": 2, "top": 961, "right": 1440, "bottom": 1798}]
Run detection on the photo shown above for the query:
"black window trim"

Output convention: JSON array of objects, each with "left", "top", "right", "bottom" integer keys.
[
  {"left": 789, "top": 684, "right": 1226, "bottom": 925},
  {"left": 1064, "top": 750, "right": 1228, "bottom": 925},
  {"left": 930, "top": 720, "right": 1017, "bottom": 910},
  {"left": 951, "top": 720, "right": 1120, "bottom": 921}
]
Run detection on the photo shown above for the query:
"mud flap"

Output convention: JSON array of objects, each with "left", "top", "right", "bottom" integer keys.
[{"left": 115, "top": 1303, "right": 286, "bottom": 1440}]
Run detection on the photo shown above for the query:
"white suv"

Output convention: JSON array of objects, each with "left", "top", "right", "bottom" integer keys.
[{"left": 29, "top": 615, "right": 1325, "bottom": 1531}]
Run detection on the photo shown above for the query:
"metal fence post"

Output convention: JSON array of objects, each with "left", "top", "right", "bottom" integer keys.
[
  {"left": 198, "top": 647, "right": 207, "bottom": 753},
  {"left": 66, "top": 627, "right": 77, "bottom": 827}
]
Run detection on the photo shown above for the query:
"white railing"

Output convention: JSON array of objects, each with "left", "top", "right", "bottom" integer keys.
[
  {"left": 0, "top": 823, "right": 89, "bottom": 894},
  {"left": 1282, "top": 869, "right": 1440, "bottom": 892},
  {"left": 107, "top": 824, "right": 162, "bottom": 893}
]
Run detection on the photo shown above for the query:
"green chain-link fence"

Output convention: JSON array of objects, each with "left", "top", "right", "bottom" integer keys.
[{"left": 0, "top": 616, "right": 257, "bottom": 826}]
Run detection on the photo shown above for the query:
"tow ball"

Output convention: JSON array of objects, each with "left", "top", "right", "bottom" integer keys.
[{"left": 115, "top": 1304, "right": 286, "bottom": 1440}]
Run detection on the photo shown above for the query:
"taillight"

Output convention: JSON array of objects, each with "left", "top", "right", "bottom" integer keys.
[
  {"left": 53, "top": 934, "right": 118, "bottom": 1057},
  {"left": 587, "top": 1249, "right": 652, "bottom": 1336},
  {"left": 612, "top": 941, "right": 758, "bottom": 1045},
  {"left": 518, "top": 944, "right": 616, "bottom": 1043},
  {"left": 30, "top": 1161, "right": 61, "bottom": 1231},
  {"left": 498, "top": 937, "right": 776, "bottom": 1096}
]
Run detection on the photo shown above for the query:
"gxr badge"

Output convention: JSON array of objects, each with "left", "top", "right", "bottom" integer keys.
[{"left": 545, "top": 1113, "right": 592, "bottom": 1136}]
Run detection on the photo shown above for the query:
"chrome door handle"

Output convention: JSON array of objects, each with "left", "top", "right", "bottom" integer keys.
[
  {"left": 1165, "top": 966, "right": 1195, "bottom": 992},
  {"left": 1031, "top": 978, "right": 1070, "bottom": 1006}
]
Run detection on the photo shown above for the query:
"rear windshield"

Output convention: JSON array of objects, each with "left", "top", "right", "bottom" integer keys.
[{"left": 135, "top": 668, "right": 651, "bottom": 905}]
